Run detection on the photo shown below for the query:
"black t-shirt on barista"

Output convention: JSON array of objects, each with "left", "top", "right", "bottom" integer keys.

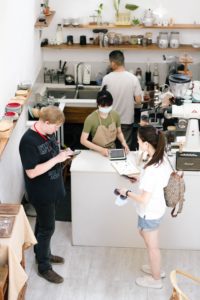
[{"left": 19, "top": 129, "right": 65, "bottom": 203}]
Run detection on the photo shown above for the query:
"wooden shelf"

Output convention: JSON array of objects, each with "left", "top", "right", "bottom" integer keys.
[
  {"left": 63, "top": 23, "right": 200, "bottom": 30},
  {"left": 35, "top": 11, "right": 55, "bottom": 28},
  {"left": 0, "top": 124, "right": 16, "bottom": 157},
  {"left": 0, "top": 90, "right": 32, "bottom": 158},
  {"left": 42, "top": 43, "right": 200, "bottom": 51}
]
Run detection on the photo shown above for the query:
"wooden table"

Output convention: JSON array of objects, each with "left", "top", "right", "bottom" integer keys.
[{"left": 0, "top": 205, "right": 37, "bottom": 300}]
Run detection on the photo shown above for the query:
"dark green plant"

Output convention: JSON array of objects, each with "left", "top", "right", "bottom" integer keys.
[
  {"left": 132, "top": 18, "right": 140, "bottom": 25},
  {"left": 125, "top": 4, "right": 139, "bottom": 11}
]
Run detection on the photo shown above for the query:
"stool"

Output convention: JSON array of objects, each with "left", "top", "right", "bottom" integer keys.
[{"left": 0, "top": 265, "right": 8, "bottom": 300}]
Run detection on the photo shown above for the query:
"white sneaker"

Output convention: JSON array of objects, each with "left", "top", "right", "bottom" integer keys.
[
  {"left": 141, "top": 264, "right": 166, "bottom": 278},
  {"left": 136, "top": 275, "right": 163, "bottom": 289}
]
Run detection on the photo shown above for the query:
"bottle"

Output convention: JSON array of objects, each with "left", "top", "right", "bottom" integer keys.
[
  {"left": 153, "top": 63, "right": 159, "bottom": 88},
  {"left": 135, "top": 67, "right": 143, "bottom": 87},
  {"left": 145, "top": 62, "right": 151, "bottom": 86},
  {"left": 56, "top": 24, "right": 63, "bottom": 45},
  {"left": 38, "top": 4, "right": 46, "bottom": 22}
]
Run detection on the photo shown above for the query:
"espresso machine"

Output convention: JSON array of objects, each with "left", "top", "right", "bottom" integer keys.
[{"left": 169, "top": 74, "right": 200, "bottom": 170}]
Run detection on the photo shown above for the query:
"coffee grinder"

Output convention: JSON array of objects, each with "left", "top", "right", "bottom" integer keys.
[
  {"left": 169, "top": 74, "right": 191, "bottom": 105},
  {"left": 169, "top": 74, "right": 200, "bottom": 170}
]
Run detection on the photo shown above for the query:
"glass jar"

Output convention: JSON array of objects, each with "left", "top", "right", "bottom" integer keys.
[
  {"left": 158, "top": 32, "right": 168, "bottom": 48},
  {"left": 122, "top": 35, "right": 130, "bottom": 45},
  {"left": 130, "top": 35, "right": 137, "bottom": 45},
  {"left": 108, "top": 32, "right": 116, "bottom": 45},
  {"left": 169, "top": 32, "right": 180, "bottom": 48}
]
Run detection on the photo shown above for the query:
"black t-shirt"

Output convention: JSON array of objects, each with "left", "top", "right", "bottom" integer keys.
[{"left": 19, "top": 128, "right": 65, "bottom": 203}]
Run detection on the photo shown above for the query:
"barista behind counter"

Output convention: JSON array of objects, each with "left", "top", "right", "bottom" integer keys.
[{"left": 80, "top": 86, "right": 129, "bottom": 156}]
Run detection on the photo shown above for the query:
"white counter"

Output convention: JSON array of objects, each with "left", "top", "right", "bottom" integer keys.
[{"left": 71, "top": 150, "right": 200, "bottom": 250}]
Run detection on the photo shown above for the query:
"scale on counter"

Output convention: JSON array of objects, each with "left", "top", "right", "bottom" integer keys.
[{"left": 176, "top": 152, "right": 200, "bottom": 171}]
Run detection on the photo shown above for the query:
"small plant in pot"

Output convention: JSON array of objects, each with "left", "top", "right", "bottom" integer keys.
[{"left": 95, "top": 3, "right": 104, "bottom": 25}]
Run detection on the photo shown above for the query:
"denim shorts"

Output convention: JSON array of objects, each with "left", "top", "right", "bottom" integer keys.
[{"left": 138, "top": 216, "right": 162, "bottom": 232}]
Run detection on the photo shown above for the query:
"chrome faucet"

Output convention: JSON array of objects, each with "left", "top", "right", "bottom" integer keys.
[{"left": 75, "top": 62, "right": 84, "bottom": 90}]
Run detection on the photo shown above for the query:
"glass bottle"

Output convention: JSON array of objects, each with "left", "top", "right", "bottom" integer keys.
[
  {"left": 145, "top": 62, "right": 151, "bottom": 86},
  {"left": 39, "top": 4, "right": 46, "bottom": 22},
  {"left": 153, "top": 63, "right": 159, "bottom": 87},
  {"left": 56, "top": 24, "right": 63, "bottom": 45}
]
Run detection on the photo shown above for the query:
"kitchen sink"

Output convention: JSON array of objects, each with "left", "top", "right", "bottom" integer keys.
[
  {"left": 76, "top": 87, "right": 100, "bottom": 99},
  {"left": 46, "top": 86, "right": 100, "bottom": 100},
  {"left": 47, "top": 87, "right": 76, "bottom": 99}
]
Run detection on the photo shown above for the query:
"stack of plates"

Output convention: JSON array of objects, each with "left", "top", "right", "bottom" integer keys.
[
  {"left": 4, "top": 111, "right": 19, "bottom": 121},
  {"left": 0, "top": 120, "right": 14, "bottom": 138},
  {"left": 15, "top": 89, "right": 29, "bottom": 97},
  {"left": 5, "top": 102, "right": 22, "bottom": 114}
]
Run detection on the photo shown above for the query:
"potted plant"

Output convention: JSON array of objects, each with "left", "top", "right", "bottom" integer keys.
[
  {"left": 44, "top": 0, "right": 50, "bottom": 16},
  {"left": 95, "top": 3, "right": 103, "bottom": 25},
  {"left": 113, "top": 0, "right": 121, "bottom": 17},
  {"left": 125, "top": 3, "right": 139, "bottom": 26}
]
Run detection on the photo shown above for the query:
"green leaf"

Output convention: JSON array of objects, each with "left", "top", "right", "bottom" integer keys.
[{"left": 125, "top": 4, "right": 139, "bottom": 11}]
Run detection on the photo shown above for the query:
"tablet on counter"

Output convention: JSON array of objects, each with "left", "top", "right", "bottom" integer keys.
[{"left": 109, "top": 149, "right": 126, "bottom": 161}]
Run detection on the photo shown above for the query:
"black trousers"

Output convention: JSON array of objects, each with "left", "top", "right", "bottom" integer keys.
[{"left": 32, "top": 198, "right": 57, "bottom": 273}]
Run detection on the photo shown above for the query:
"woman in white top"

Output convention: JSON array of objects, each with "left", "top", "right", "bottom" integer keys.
[{"left": 119, "top": 125, "right": 171, "bottom": 289}]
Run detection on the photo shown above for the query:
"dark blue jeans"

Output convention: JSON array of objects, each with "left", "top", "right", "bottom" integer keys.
[{"left": 31, "top": 199, "right": 57, "bottom": 273}]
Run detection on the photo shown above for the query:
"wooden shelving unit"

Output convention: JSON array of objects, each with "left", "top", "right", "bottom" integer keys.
[
  {"left": 35, "top": 11, "right": 55, "bottom": 28},
  {"left": 0, "top": 90, "right": 32, "bottom": 158},
  {"left": 0, "top": 124, "right": 16, "bottom": 157},
  {"left": 42, "top": 43, "right": 200, "bottom": 52},
  {"left": 63, "top": 23, "right": 200, "bottom": 30}
]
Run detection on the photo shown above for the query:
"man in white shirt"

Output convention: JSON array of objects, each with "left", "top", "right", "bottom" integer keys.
[{"left": 102, "top": 50, "right": 142, "bottom": 148}]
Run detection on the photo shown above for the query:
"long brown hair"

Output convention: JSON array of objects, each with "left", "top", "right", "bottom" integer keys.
[{"left": 138, "top": 125, "right": 166, "bottom": 168}]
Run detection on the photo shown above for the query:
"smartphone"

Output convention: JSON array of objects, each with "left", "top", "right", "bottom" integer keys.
[
  {"left": 113, "top": 188, "right": 127, "bottom": 200},
  {"left": 69, "top": 150, "right": 81, "bottom": 157}
]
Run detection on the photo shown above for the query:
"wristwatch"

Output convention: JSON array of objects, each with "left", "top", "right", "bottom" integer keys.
[{"left": 125, "top": 190, "right": 131, "bottom": 197}]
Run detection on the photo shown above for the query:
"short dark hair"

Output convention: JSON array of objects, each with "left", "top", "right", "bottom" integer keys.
[
  {"left": 138, "top": 125, "right": 166, "bottom": 168},
  {"left": 97, "top": 85, "right": 113, "bottom": 106},
  {"left": 109, "top": 50, "right": 124, "bottom": 66}
]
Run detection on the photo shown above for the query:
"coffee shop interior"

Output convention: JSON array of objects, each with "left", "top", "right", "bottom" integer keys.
[{"left": 1, "top": 0, "right": 200, "bottom": 299}]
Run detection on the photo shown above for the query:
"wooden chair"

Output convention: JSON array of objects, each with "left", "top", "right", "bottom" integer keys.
[
  {"left": 0, "top": 265, "right": 8, "bottom": 300},
  {"left": 170, "top": 269, "right": 200, "bottom": 300}
]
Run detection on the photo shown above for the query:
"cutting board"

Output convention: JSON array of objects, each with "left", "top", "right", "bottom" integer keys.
[{"left": 0, "top": 204, "right": 20, "bottom": 215}]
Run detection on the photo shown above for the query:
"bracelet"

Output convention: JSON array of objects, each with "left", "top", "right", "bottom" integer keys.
[{"left": 125, "top": 190, "right": 131, "bottom": 197}]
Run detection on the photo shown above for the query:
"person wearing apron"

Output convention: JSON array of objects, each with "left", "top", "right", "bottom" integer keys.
[{"left": 80, "top": 86, "right": 129, "bottom": 156}]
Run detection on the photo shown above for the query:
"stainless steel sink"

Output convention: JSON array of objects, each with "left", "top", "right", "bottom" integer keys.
[
  {"left": 76, "top": 87, "right": 100, "bottom": 99},
  {"left": 46, "top": 86, "right": 100, "bottom": 100},
  {"left": 46, "top": 87, "right": 76, "bottom": 99}
]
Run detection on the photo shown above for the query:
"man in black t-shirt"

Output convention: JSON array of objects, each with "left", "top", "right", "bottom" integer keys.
[{"left": 19, "top": 106, "right": 73, "bottom": 284}]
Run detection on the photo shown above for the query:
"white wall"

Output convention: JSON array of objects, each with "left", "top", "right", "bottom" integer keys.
[{"left": 0, "top": 0, "right": 42, "bottom": 203}]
